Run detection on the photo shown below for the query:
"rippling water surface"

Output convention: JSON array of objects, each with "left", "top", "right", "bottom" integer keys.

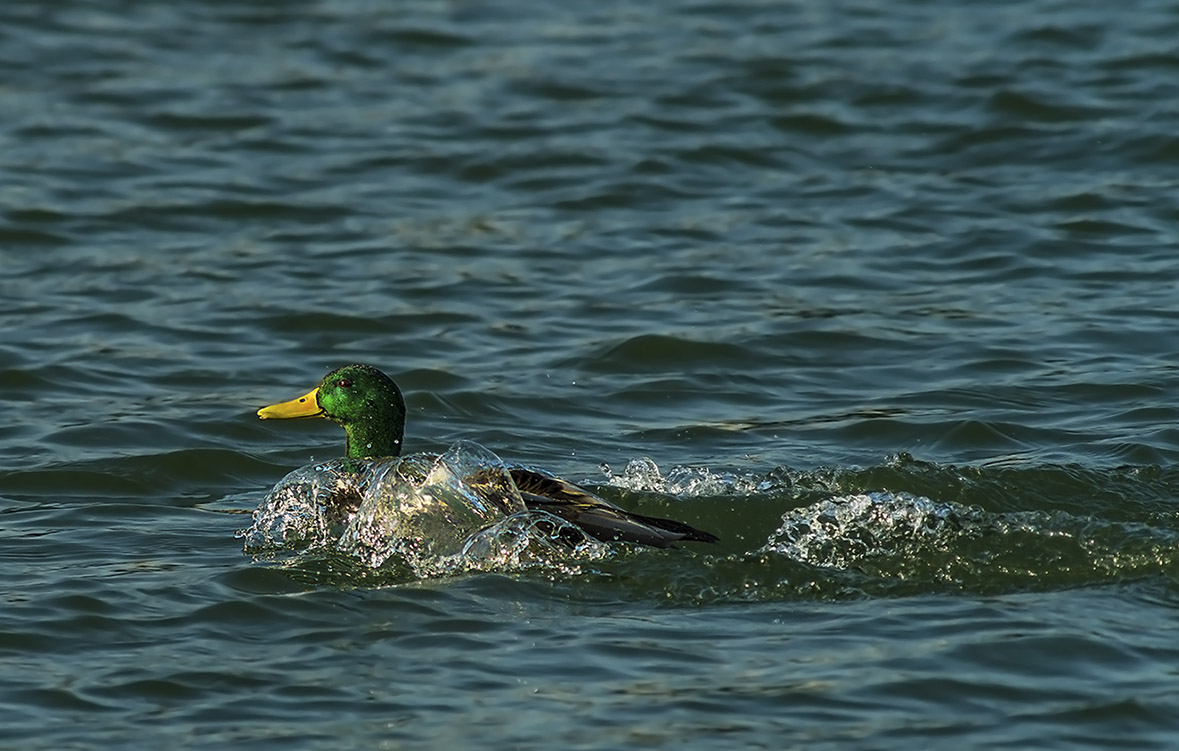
[{"left": 4, "top": 1, "right": 1179, "bottom": 748}]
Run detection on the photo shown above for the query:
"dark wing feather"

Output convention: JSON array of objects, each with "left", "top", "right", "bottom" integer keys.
[{"left": 508, "top": 467, "right": 719, "bottom": 548}]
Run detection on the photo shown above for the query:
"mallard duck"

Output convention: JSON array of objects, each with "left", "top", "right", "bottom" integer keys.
[{"left": 257, "top": 364, "right": 718, "bottom": 548}]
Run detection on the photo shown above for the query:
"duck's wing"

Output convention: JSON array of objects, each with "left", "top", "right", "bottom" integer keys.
[{"left": 508, "top": 467, "right": 719, "bottom": 548}]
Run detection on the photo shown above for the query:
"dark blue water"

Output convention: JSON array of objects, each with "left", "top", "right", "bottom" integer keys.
[{"left": 4, "top": 1, "right": 1179, "bottom": 748}]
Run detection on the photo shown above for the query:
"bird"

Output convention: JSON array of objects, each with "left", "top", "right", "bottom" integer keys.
[{"left": 257, "top": 364, "right": 718, "bottom": 548}]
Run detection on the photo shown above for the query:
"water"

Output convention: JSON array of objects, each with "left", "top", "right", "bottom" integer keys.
[{"left": 3, "top": 0, "right": 1179, "bottom": 747}]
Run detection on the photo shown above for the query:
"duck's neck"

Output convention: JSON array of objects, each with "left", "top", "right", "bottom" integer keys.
[{"left": 342, "top": 408, "right": 405, "bottom": 459}]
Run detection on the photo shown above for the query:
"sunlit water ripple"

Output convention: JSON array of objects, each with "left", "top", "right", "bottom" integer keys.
[{"left": 3, "top": 0, "right": 1179, "bottom": 748}]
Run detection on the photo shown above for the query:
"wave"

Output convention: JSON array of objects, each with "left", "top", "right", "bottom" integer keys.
[{"left": 241, "top": 448, "right": 1179, "bottom": 598}]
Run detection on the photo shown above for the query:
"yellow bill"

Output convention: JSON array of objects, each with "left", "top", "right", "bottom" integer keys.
[{"left": 257, "top": 387, "right": 324, "bottom": 419}]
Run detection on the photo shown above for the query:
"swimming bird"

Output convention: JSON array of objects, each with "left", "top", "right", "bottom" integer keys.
[{"left": 257, "top": 364, "right": 718, "bottom": 548}]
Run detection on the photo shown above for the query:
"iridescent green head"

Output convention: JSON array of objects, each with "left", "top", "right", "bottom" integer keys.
[{"left": 257, "top": 364, "right": 406, "bottom": 459}]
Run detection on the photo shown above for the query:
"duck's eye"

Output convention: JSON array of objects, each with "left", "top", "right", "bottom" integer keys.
[{"left": 335, "top": 378, "right": 353, "bottom": 388}]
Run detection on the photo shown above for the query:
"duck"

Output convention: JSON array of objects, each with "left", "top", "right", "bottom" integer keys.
[{"left": 257, "top": 364, "right": 718, "bottom": 548}]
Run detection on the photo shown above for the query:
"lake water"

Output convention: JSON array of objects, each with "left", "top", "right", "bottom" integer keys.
[{"left": 4, "top": 1, "right": 1179, "bottom": 748}]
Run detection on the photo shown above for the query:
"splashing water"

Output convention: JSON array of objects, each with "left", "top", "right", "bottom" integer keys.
[
  {"left": 457, "top": 511, "right": 611, "bottom": 577},
  {"left": 598, "top": 457, "right": 776, "bottom": 495},
  {"left": 240, "top": 441, "right": 607, "bottom": 580},
  {"left": 240, "top": 451, "right": 1179, "bottom": 594},
  {"left": 764, "top": 491, "right": 1179, "bottom": 593},
  {"left": 338, "top": 441, "right": 524, "bottom": 568},
  {"left": 239, "top": 458, "right": 360, "bottom": 550}
]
